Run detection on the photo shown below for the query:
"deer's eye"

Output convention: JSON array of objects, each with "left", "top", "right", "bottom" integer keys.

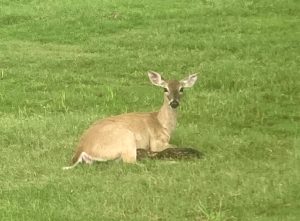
[
  {"left": 163, "top": 88, "right": 169, "bottom": 93},
  {"left": 179, "top": 87, "right": 184, "bottom": 92}
]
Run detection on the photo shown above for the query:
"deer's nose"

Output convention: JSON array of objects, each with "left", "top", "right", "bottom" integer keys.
[{"left": 170, "top": 100, "right": 179, "bottom": 109}]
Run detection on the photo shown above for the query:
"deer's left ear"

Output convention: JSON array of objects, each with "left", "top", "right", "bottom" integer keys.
[
  {"left": 148, "top": 71, "right": 166, "bottom": 87},
  {"left": 180, "top": 74, "right": 198, "bottom": 88}
]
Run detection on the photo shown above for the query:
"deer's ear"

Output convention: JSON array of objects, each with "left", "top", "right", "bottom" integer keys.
[
  {"left": 180, "top": 74, "right": 198, "bottom": 88},
  {"left": 148, "top": 71, "right": 166, "bottom": 87}
]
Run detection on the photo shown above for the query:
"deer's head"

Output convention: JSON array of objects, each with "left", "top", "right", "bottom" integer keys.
[{"left": 148, "top": 71, "right": 198, "bottom": 109}]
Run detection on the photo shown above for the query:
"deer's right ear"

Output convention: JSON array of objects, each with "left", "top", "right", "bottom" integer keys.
[{"left": 148, "top": 71, "right": 166, "bottom": 87}]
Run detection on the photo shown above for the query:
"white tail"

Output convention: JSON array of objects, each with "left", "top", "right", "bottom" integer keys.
[{"left": 63, "top": 71, "right": 197, "bottom": 169}]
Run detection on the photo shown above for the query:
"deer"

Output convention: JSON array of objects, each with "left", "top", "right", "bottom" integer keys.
[{"left": 63, "top": 71, "right": 197, "bottom": 169}]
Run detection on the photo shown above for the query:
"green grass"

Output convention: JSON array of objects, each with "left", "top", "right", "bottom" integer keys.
[{"left": 0, "top": 0, "right": 299, "bottom": 220}]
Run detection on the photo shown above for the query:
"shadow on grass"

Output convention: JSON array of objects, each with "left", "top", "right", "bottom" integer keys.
[{"left": 137, "top": 147, "right": 204, "bottom": 161}]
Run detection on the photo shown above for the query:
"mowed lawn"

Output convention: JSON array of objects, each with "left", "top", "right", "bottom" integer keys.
[{"left": 0, "top": 0, "right": 299, "bottom": 220}]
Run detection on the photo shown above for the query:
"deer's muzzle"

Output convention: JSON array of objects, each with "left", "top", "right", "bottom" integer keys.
[{"left": 170, "top": 100, "right": 179, "bottom": 109}]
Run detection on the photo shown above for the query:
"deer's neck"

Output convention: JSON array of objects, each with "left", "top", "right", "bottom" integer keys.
[{"left": 157, "top": 96, "right": 177, "bottom": 135}]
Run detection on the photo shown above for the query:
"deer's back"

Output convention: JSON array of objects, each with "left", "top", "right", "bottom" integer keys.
[{"left": 77, "top": 112, "right": 162, "bottom": 151}]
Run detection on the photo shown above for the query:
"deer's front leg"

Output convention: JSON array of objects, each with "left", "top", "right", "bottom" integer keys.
[
  {"left": 150, "top": 133, "right": 175, "bottom": 152},
  {"left": 165, "top": 144, "right": 177, "bottom": 149}
]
